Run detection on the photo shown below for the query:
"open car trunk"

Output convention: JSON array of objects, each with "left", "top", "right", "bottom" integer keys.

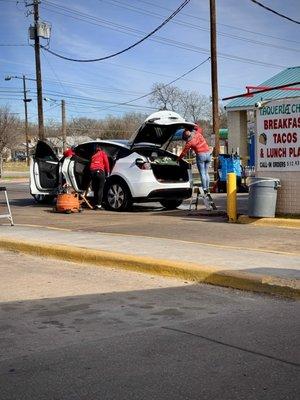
[{"left": 135, "top": 147, "right": 189, "bottom": 183}]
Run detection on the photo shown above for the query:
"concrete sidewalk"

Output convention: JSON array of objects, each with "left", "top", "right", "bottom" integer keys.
[{"left": 0, "top": 225, "right": 299, "bottom": 298}]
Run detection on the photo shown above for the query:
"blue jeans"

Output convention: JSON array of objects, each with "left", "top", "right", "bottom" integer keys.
[{"left": 196, "top": 152, "right": 211, "bottom": 191}]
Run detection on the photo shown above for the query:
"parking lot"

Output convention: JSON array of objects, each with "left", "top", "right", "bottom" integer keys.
[
  {"left": 2, "top": 181, "right": 299, "bottom": 254},
  {"left": 1, "top": 180, "right": 299, "bottom": 400}
]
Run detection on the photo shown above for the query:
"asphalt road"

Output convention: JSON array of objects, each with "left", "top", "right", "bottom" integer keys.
[
  {"left": 2, "top": 181, "right": 299, "bottom": 254},
  {"left": 0, "top": 250, "right": 299, "bottom": 400}
]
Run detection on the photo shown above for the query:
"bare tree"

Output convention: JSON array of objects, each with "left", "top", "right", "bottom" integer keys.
[
  {"left": 149, "top": 83, "right": 181, "bottom": 112},
  {"left": 66, "top": 113, "right": 146, "bottom": 140},
  {"left": 219, "top": 105, "right": 228, "bottom": 128},
  {"left": 0, "top": 106, "right": 21, "bottom": 155},
  {"left": 67, "top": 118, "right": 102, "bottom": 139},
  {"left": 179, "top": 90, "right": 211, "bottom": 122},
  {"left": 149, "top": 83, "right": 211, "bottom": 122}
]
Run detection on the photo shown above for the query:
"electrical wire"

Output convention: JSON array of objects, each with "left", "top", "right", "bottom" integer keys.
[
  {"left": 41, "top": 0, "right": 191, "bottom": 62},
  {"left": 40, "top": 2, "right": 289, "bottom": 69},
  {"left": 97, "top": 56, "right": 211, "bottom": 113},
  {"left": 0, "top": 44, "right": 28, "bottom": 46},
  {"left": 130, "top": 0, "right": 300, "bottom": 42},
  {"left": 44, "top": 0, "right": 300, "bottom": 45},
  {"left": 42, "top": 1, "right": 300, "bottom": 54},
  {"left": 249, "top": 0, "right": 300, "bottom": 25},
  {"left": 99, "top": 0, "right": 299, "bottom": 53},
  {"left": 3, "top": 60, "right": 226, "bottom": 116}
]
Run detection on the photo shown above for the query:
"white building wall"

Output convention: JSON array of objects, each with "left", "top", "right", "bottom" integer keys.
[
  {"left": 256, "top": 171, "right": 300, "bottom": 214},
  {"left": 255, "top": 98, "right": 300, "bottom": 215},
  {"left": 227, "top": 110, "right": 248, "bottom": 162}
]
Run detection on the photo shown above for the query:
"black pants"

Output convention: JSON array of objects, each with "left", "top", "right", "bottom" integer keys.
[{"left": 90, "top": 170, "right": 105, "bottom": 205}]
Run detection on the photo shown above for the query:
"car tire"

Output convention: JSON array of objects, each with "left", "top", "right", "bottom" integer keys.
[
  {"left": 105, "top": 179, "right": 132, "bottom": 211},
  {"left": 159, "top": 199, "right": 183, "bottom": 210},
  {"left": 32, "top": 194, "right": 55, "bottom": 204}
]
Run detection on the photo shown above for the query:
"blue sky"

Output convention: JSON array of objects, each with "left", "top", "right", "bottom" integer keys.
[{"left": 0, "top": 0, "right": 299, "bottom": 124}]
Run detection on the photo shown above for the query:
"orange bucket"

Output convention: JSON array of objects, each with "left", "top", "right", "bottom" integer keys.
[{"left": 56, "top": 193, "right": 80, "bottom": 213}]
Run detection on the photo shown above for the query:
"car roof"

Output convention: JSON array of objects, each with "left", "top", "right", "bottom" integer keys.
[{"left": 75, "top": 139, "right": 130, "bottom": 149}]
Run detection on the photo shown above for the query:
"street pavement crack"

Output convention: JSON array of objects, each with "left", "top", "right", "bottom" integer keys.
[{"left": 162, "top": 326, "right": 300, "bottom": 368}]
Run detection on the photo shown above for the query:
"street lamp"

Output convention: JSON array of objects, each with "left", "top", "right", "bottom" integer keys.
[{"left": 4, "top": 75, "right": 36, "bottom": 166}]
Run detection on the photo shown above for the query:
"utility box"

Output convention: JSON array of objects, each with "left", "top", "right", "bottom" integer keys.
[
  {"left": 36, "top": 22, "right": 51, "bottom": 39},
  {"left": 29, "top": 22, "right": 51, "bottom": 40},
  {"left": 28, "top": 26, "right": 35, "bottom": 40}
]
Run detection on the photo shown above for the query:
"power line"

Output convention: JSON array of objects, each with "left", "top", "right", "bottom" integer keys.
[
  {"left": 41, "top": 0, "right": 191, "bottom": 62},
  {"left": 103, "top": 0, "right": 300, "bottom": 44},
  {"left": 97, "top": 57, "right": 211, "bottom": 113},
  {"left": 42, "top": 1, "right": 300, "bottom": 54},
  {"left": 0, "top": 44, "right": 28, "bottom": 47},
  {"left": 3, "top": 66, "right": 241, "bottom": 90},
  {"left": 249, "top": 0, "right": 300, "bottom": 25},
  {"left": 100, "top": 0, "right": 299, "bottom": 53},
  {"left": 40, "top": 2, "right": 289, "bottom": 69}
]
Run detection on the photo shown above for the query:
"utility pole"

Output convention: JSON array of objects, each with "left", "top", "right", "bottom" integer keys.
[
  {"left": 33, "top": 0, "right": 45, "bottom": 140},
  {"left": 209, "top": 0, "right": 220, "bottom": 181},
  {"left": 61, "top": 100, "right": 66, "bottom": 151},
  {"left": 22, "top": 75, "right": 30, "bottom": 166}
]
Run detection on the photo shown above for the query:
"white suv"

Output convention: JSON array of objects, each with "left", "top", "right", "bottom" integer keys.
[{"left": 30, "top": 111, "right": 195, "bottom": 211}]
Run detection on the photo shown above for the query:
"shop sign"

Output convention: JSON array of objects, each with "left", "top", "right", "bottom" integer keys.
[{"left": 256, "top": 98, "right": 300, "bottom": 171}]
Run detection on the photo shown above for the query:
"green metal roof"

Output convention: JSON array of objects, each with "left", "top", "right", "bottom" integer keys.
[{"left": 225, "top": 66, "right": 300, "bottom": 110}]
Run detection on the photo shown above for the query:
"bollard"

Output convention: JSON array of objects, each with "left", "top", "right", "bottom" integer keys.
[{"left": 227, "top": 172, "right": 237, "bottom": 223}]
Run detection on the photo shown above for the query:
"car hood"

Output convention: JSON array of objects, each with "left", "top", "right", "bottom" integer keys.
[{"left": 128, "top": 111, "right": 195, "bottom": 148}]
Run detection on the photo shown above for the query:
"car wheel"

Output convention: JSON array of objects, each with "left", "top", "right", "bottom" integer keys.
[
  {"left": 159, "top": 199, "right": 183, "bottom": 210},
  {"left": 105, "top": 180, "right": 132, "bottom": 211},
  {"left": 32, "top": 194, "right": 55, "bottom": 204}
]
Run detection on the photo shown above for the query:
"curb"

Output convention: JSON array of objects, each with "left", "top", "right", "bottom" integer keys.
[
  {"left": 0, "top": 238, "right": 299, "bottom": 299},
  {"left": 237, "top": 215, "right": 300, "bottom": 229}
]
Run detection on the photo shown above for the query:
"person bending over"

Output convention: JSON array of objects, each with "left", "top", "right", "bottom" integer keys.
[{"left": 178, "top": 125, "right": 211, "bottom": 194}]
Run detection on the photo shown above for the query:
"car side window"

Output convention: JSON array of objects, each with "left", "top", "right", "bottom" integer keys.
[
  {"left": 74, "top": 143, "right": 95, "bottom": 160},
  {"left": 116, "top": 147, "right": 131, "bottom": 159}
]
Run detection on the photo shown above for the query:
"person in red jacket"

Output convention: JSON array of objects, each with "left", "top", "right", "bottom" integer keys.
[
  {"left": 178, "top": 124, "right": 212, "bottom": 193},
  {"left": 90, "top": 144, "right": 110, "bottom": 209},
  {"left": 63, "top": 147, "right": 75, "bottom": 158}
]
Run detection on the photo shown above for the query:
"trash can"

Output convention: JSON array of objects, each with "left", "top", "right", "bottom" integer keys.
[{"left": 247, "top": 177, "right": 281, "bottom": 218}]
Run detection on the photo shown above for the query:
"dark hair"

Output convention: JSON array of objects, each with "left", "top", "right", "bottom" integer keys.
[
  {"left": 182, "top": 129, "right": 192, "bottom": 140},
  {"left": 95, "top": 144, "right": 102, "bottom": 151}
]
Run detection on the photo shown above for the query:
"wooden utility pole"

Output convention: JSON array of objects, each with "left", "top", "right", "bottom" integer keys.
[
  {"left": 210, "top": 0, "right": 220, "bottom": 180},
  {"left": 22, "top": 75, "right": 30, "bottom": 165},
  {"left": 33, "top": 0, "right": 45, "bottom": 140},
  {"left": 61, "top": 100, "right": 66, "bottom": 151}
]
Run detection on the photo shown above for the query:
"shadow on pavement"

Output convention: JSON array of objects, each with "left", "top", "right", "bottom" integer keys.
[{"left": 0, "top": 284, "right": 298, "bottom": 400}]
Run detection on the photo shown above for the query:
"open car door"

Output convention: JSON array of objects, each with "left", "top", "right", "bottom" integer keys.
[
  {"left": 30, "top": 140, "right": 59, "bottom": 195},
  {"left": 62, "top": 142, "right": 93, "bottom": 193}
]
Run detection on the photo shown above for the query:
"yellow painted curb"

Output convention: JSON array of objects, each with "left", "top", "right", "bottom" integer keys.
[
  {"left": 238, "top": 215, "right": 300, "bottom": 229},
  {"left": 0, "top": 238, "right": 299, "bottom": 299}
]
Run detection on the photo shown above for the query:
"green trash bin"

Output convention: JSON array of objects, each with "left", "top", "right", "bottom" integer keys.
[{"left": 247, "top": 177, "right": 281, "bottom": 218}]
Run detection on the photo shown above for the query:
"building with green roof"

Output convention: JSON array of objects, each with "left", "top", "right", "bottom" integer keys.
[
  {"left": 224, "top": 67, "right": 300, "bottom": 215},
  {"left": 224, "top": 66, "right": 300, "bottom": 162}
]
